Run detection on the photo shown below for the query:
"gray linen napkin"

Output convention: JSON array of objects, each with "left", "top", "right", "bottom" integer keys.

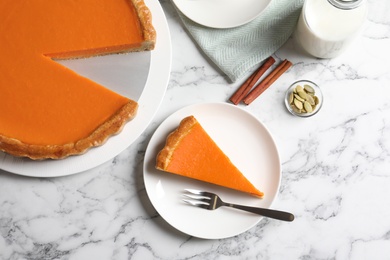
[{"left": 175, "top": 0, "right": 304, "bottom": 82}]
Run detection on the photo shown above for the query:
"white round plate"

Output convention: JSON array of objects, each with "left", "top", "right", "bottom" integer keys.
[
  {"left": 143, "top": 103, "right": 281, "bottom": 239},
  {"left": 173, "top": 0, "right": 272, "bottom": 29},
  {"left": 0, "top": 0, "right": 172, "bottom": 177}
]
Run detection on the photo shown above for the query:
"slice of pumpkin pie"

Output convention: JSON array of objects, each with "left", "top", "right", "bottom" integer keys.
[{"left": 156, "top": 116, "right": 264, "bottom": 197}]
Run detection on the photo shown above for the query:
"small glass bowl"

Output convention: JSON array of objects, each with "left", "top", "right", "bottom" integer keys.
[{"left": 284, "top": 80, "right": 323, "bottom": 117}]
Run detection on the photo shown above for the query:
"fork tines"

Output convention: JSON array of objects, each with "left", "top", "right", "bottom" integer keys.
[
  {"left": 184, "top": 189, "right": 204, "bottom": 196},
  {"left": 184, "top": 189, "right": 215, "bottom": 197},
  {"left": 182, "top": 189, "right": 211, "bottom": 207}
]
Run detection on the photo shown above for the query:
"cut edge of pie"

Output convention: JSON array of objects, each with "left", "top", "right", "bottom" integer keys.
[
  {"left": 0, "top": 101, "right": 138, "bottom": 160},
  {"left": 156, "top": 116, "right": 264, "bottom": 198}
]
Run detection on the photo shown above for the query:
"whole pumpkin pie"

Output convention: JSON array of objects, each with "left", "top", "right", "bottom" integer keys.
[
  {"left": 0, "top": 0, "right": 156, "bottom": 159},
  {"left": 156, "top": 116, "right": 264, "bottom": 198}
]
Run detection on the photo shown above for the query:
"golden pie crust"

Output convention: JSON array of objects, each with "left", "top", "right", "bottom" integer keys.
[
  {"left": 0, "top": 102, "right": 138, "bottom": 160},
  {"left": 133, "top": 0, "right": 156, "bottom": 50},
  {"left": 156, "top": 116, "right": 197, "bottom": 171}
]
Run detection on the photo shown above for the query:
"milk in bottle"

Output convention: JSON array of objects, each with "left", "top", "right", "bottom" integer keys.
[{"left": 294, "top": 0, "right": 367, "bottom": 58}]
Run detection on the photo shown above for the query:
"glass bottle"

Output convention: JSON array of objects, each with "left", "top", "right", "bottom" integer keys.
[{"left": 294, "top": 0, "right": 367, "bottom": 58}]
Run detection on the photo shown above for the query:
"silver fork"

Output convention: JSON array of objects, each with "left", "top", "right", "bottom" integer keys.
[{"left": 183, "top": 189, "right": 294, "bottom": 222}]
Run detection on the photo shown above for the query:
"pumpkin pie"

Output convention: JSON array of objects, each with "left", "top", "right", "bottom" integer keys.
[
  {"left": 156, "top": 116, "right": 264, "bottom": 198},
  {"left": 0, "top": 0, "right": 156, "bottom": 159}
]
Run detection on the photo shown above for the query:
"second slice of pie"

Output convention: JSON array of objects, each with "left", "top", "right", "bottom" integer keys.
[{"left": 156, "top": 115, "right": 264, "bottom": 198}]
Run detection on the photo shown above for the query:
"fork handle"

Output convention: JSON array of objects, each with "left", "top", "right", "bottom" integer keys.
[{"left": 225, "top": 203, "right": 294, "bottom": 222}]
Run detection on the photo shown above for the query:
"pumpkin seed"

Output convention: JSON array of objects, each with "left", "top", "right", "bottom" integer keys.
[
  {"left": 314, "top": 95, "right": 319, "bottom": 105},
  {"left": 304, "top": 101, "right": 313, "bottom": 112},
  {"left": 306, "top": 94, "right": 315, "bottom": 105},
  {"left": 291, "top": 105, "right": 301, "bottom": 114},
  {"left": 294, "top": 99, "right": 303, "bottom": 109},
  {"left": 296, "top": 85, "right": 304, "bottom": 92},
  {"left": 297, "top": 90, "right": 307, "bottom": 100},
  {"left": 294, "top": 94, "right": 305, "bottom": 102},
  {"left": 304, "top": 84, "right": 315, "bottom": 93},
  {"left": 289, "top": 92, "right": 294, "bottom": 104}
]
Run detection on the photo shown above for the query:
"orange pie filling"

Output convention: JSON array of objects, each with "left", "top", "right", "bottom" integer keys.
[
  {"left": 0, "top": 0, "right": 156, "bottom": 159},
  {"left": 156, "top": 116, "right": 264, "bottom": 198}
]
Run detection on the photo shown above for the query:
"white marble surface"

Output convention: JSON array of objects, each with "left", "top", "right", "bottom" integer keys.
[{"left": 1, "top": 0, "right": 390, "bottom": 259}]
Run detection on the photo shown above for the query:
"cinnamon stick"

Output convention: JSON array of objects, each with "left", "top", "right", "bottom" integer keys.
[
  {"left": 229, "top": 56, "right": 275, "bottom": 105},
  {"left": 243, "top": 59, "right": 292, "bottom": 105}
]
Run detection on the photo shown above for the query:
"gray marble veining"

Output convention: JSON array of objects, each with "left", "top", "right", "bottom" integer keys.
[{"left": 1, "top": 0, "right": 390, "bottom": 259}]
